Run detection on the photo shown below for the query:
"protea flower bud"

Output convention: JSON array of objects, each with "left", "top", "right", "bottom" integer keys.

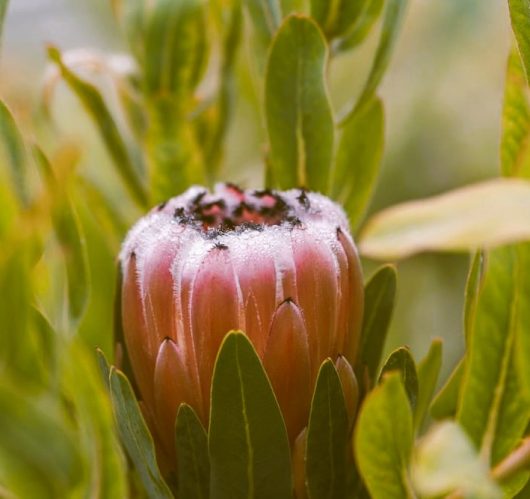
[{"left": 119, "top": 184, "right": 363, "bottom": 462}]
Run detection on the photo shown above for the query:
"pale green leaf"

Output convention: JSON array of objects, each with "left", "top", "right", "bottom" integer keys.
[
  {"left": 0, "top": 101, "right": 29, "bottom": 206},
  {"left": 265, "top": 15, "right": 334, "bottom": 192},
  {"left": 334, "top": 96, "right": 384, "bottom": 230},
  {"left": 501, "top": 49, "right": 530, "bottom": 178},
  {"left": 47, "top": 45, "right": 147, "bottom": 208},
  {"left": 175, "top": 404, "right": 209, "bottom": 499},
  {"left": 355, "top": 264, "right": 397, "bottom": 383},
  {"left": 412, "top": 421, "right": 502, "bottom": 499},
  {"left": 509, "top": 0, "right": 530, "bottom": 83},
  {"left": 379, "top": 347, "right": 418, "bottom": 411},
  {"left": 413, "top": 339, "right": 442, "bottom": 432},
  {"left": 355, "top": 372, "right": 414, "bottom": 499},
  {"left": 109, "top": 367, "right": 173, "bottom": 499},
  {"left": 430, "top": 358, "right": 464, "bottom": 421},
  {"left": 305, "top": 360, "right": 349, "bottom": 498},
  {"left": 208, "top": 331, "right": 292, "bottom": 499},
  {"left": 243, "top": 0, "right": 282, "bottom": 47},
  {"left": 359, "top": 179, "right": 530, "bottom": 260},
  {"left": 457, "top": 246, "right": 530, "bottom": 466}
]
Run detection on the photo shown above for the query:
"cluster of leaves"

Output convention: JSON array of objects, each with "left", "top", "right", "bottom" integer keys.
[{"left": 3, "top": 0, "right": 530, "bottom": 498}]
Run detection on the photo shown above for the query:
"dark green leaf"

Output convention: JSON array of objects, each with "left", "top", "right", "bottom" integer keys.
[
  {"left": 209, "top": 331, "right": 292, "bottom": 499},
  {"left": 355, "top": 371, "right": 414, "bottom": 499},
  {"left": 311, "top": 0, "right": 367, "bottom": 39},
  {"left": 33, "top": 146, "right": 90, "bottom": 329},
  {"left": 342, "top": 0, "right": 407, "bottom": 121},
  {"left": 509, "top": 0, "right": 530, "bottom": 83},
  {"left": 109, "top": 367, "right": 173, "bottom": 499},
  {"left": 379, "top": 346, "right": 418, "bottom": 411},
  {"left": 457, "top": 246, "right": 530, "bottom": 466},
  {"left": 175, "top": 404, "right": 209, "bottom": 499},
  {"left": 336, "top": 0, "right": 384, "bottom": 52},
  {"left": 305, "top": 360, "right": 349, "bottom": 498},
  {"left": 265, "top": 15, "right": 334, "bottom": 192},
  {"left": 501, "top": 49, "right": 530, "bottom": 178},
  {"left": 355, "top": 264, "right": 397, "bottom": 383},
  {"left": 333, "top": 96, "right": 384, "bottom": 230},
  {"left": 0, "top": 100, "right": 29, "bottom": 206},
  {"left": 96, "top": 348, "right": 111, "bottom": 389},
  {"left": 413, "top": 339, "right": 442, "bottom": 432},
  {"left": 47, "top": 45, "right": 147, "bottom": 208},
  {"left": 430, "top": 358, "right": 464, "bottom": 420}
]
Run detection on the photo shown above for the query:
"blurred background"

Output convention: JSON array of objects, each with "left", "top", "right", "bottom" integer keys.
[{"left": 0, "top": 0, "right": 513, "bottom": 378}]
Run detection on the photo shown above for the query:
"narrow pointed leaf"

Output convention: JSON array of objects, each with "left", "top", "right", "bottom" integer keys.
[
  {"left": 33, "top": 146, "right": 90, "bottom": 328},
  {"left": 379, "top": 347, "right": 418, "bottom": 411},
  {"left": 47, "top": 46, "right": 147, "bottom": 208},
  {"left": 208, "top": 331, "right": 292, "bottom": 499},
  {"left": 0, "top": 0, "right": 8, "bottom": 43},
  {"left": 343, "top": 0, "right": 407, "bottom": 120},
  {"left": 359, "top": 179, "right": 530, "bottom": 260},
  {"left": 515, "top": 244, "right": 530, "bottom": 400},
  {"left": 464, "top": 252, "right": 485, "bottom": 343},
  {"left": 305, "top": 360, "right": 349, "bottom": 498},
  {"left": 355, "top": 372, "right": 414, "bottom": 499},
  {"left": 334, "top": 96, "right": 384, "bottom": 230},
  {"left": 109, "top": 368, "right": 173, "bottom": 499},
  {"left": 501, "top": 49, "right": 530, "bottom": 178},
  {"left": 413, "top": 339, "right": 442, "bottom": 432},
  {"left": 0, "top": 101, "right": 29, "bottom": 206},
  {"left": 430, "top": 358, "right": 464, "bottom": 421},
  {"left": 457, "top": 246, "right": 530, "bottom": 466},
  {"left": 265, "top": 15, "right": 334, "bottom": 192},
  {"left": 508, "top": 0, "right": 530, "bottom": 83},
  {"left": 356, "top": 264, "right": 397, "bottom": 383},
  {"left": 175, "top": 404, "right": 209, "bottom": 499}
]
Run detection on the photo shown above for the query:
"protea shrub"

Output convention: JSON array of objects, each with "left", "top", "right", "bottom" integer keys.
[{"left": 119, "top": 183, "right": 364, "bottom": 468}]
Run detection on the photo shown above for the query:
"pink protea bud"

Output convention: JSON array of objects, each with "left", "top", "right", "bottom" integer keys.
[{"left": 119, "top": 184, "right": 364, "bottom": 458}]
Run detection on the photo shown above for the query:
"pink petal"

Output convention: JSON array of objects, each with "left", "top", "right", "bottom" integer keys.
[{"left": 263, "top": 300, "right": 311, "bottom": 442}]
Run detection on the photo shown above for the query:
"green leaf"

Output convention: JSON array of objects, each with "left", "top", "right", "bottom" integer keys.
[
  {"left": 359, "top": 178, "right": 530, "bottom": 260},
  {"left": 142, "top": 0, "right": 208, "bottom": 97},
  {"left": 208, "top": 331, "right": 292, "bottom": 499},
  {"left": 413, "top": 339, "right": 442, "bottom": 432},
  {"left": 0, "top": 384, "right": 83, "bottom": 497},
  {"left": 310, "top": 0, "right": 367, "bottom": 39},
  {"left": 355, "top": 372, "right": 414, "bottom": 499},
  {"left": 33, "top": 146, "right": 90, "bottom": 329},
  {"left": 513, "top": 244, "right": 530, "bottom": 402},
  {"left": 243, "top": 0, "right": 282, "bottom": 47},
  {"left": 0, "top": 101, "right": 29, "bottom": 206},
  {"left": 379, "top": 347, "right": 418, "bottom": 411},
  {"left": 47, "top": 45, "right": 147, "bottom": 208},
  {"left": 336, "top": 0, "right": 384, "bottom": 52},
  {"left": 464, "top": 252, "right": 485, "bottom": 344},
  {"left": 342, "top": 0, "right": 407, "bottom": 120},
  {"left": 0, "top": 0, "right": 8, "bottom": 44},
  {"left": 62, "top": 341, "right": 128, "bottom": 499},
  {"left": 333, "top": 96, "right": 384, "bottom": 230},
  {"left": 501, "top": 49, "right": 530, "bottom": 178},
  {"left": 175, "top": 404, "right": 209, "bottom": 499},
  {"left": 265, "top": 15, "right": 334, "bottom": 192},
  {"left": 412, "top": 421, "right": 502, "bottom": 499},
  {"left": 509, "top": 0, "right": 530, "bottom": 84},
  {"left": 355, "top": 264, "right": 397, "bottom": 384},
  {"left": 109, "top": 367, "right": 173, "bottom": 499},
  {"left": 457, "top": 246, "right": 530, "bottom": 466},
  {"left": 305, "top": 360, "right": 349, "bottom": 498},
  {"left": 430, "top": 358, "right": 464, "bottom": 421}
]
